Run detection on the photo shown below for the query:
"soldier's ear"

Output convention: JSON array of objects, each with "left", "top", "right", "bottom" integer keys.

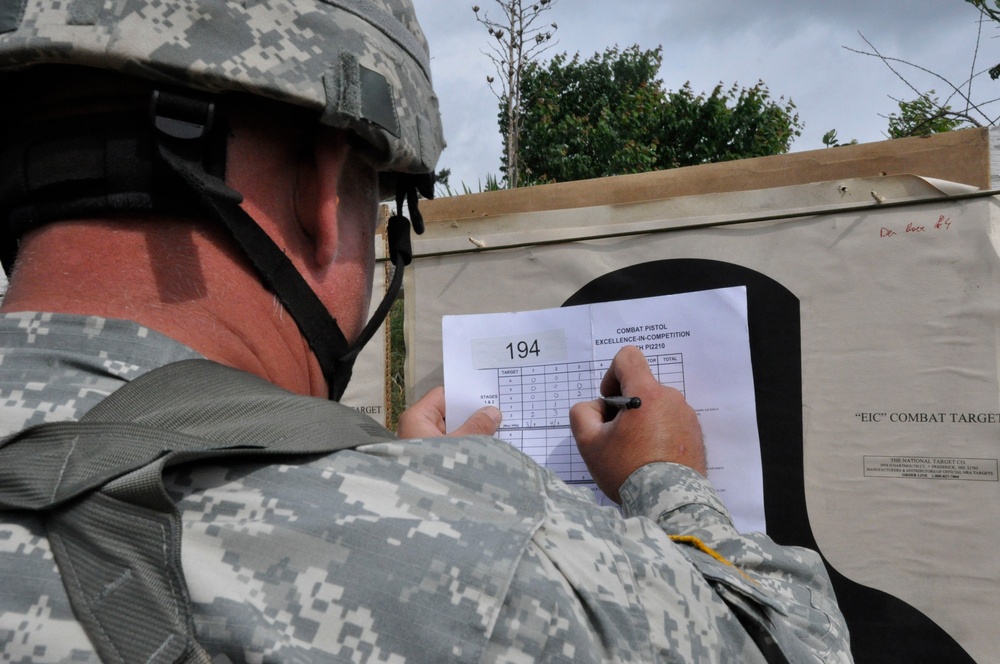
[{"left": 296, "top": 132, "right": 351, "bottom": 268}]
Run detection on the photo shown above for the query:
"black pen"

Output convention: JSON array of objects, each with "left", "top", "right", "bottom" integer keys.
[{"left": 601, "top": 396, "right": 642, "bottom": 410}]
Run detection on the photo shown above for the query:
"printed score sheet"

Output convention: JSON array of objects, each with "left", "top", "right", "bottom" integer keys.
[{"left": 442, "top": 286, "right": 766, "bottom": 533}]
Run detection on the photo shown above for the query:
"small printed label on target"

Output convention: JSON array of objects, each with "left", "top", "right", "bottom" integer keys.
[{"left": 863, "top": 456, "right": 998, "bottom": 481}]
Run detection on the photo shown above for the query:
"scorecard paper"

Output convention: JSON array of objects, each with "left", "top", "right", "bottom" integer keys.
[{"left": 442, "top": 286, "right": 766, "bottom": 533}]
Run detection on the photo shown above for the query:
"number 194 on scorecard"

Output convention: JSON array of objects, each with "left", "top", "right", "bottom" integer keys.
[{"left": 470, "top": 328, "right": 568, "bottom": 369}]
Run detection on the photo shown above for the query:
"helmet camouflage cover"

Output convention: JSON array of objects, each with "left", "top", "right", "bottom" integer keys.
[{"left": 0, "top": 0, "right": 445, "bottom": 175}]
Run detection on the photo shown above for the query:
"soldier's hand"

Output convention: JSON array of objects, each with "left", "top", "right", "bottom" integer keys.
[
  {"left": 570, "top": 346, "right": 706, "bottom": 503},
  {"left": 397, "top": 386, "right": 502, "bottom": 438}
]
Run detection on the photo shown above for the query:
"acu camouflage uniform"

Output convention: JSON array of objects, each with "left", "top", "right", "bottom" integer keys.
[
  {"left": 0, "top": 1, "right": 851, "bottom": 661},
  {"left": 0, "top": 312, "right": 853, "bottom": 663}
]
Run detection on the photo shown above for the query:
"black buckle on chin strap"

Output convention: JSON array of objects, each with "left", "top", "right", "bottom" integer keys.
[
  {"left": 149, "top": 90, "right": 216, "bottom": 140},
  {"left": 387, "top": 215, "right": 412, "bottom": 266}
]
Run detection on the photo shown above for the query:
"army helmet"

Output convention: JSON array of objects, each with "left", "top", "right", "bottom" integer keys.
[
  {"left": 0, "top": 0, "right": 444, "bottom": 401},
  {"left": 0, "top": 0, "right": 444, "bottom": 176}
]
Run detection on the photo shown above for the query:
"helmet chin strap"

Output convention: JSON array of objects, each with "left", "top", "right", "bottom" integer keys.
[
  {"left": 151, "top": 90, "right": 424, "bottom": 401},
  {"left": 331, "top": 207, "right": 415, "bottom": 399}
]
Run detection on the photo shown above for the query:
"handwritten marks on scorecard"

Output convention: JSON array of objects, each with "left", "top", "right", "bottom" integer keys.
[{"left": 879, "top": 215, "right": 953, "bottom": 239}]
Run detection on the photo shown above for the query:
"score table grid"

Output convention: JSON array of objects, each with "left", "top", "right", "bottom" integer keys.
[{"left": 492, "top": 353, "right": 685, "bottom": 484}]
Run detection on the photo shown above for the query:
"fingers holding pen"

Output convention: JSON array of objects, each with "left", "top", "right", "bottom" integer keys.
[
  {"left": 600, "top": 345, "right": 658, "bottom": 400},
  {"left": 571, "top": 346, "right": 707, "bottom": 502}
]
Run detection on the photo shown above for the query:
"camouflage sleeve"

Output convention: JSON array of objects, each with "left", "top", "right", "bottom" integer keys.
[{"left": 619, "top": 462, "right": 854, "bottom": 664}]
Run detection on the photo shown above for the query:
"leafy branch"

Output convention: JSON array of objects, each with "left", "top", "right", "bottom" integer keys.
[{"left": 843, "top": 13, "right": 1000, "bottom": 136}]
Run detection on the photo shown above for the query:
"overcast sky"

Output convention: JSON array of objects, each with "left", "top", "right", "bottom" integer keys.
[{"left": 410, "top": 0, "right": 999, "bottom": 191}]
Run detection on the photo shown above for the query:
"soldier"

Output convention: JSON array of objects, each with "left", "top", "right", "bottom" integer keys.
[{"left": 0, "top": 0, "right": 852, "bottom": 662}]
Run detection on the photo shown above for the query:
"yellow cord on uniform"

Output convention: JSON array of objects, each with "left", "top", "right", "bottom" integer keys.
[{"left": 670, "top": 535, "right": 758, "bottom": 585}]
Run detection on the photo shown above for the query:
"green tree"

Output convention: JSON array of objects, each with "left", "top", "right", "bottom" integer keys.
[
  {"left": 659, "top": 80, "right": 801, "bottom": 169},
  {"left": 886, "top": 91, "right": 970, "bottom": 138},
  {"left": 846, "top": 14, "right": 992, "bottom": 139},
  {"left": 506, "top": 45, "right": 802, "bottom": 186}
]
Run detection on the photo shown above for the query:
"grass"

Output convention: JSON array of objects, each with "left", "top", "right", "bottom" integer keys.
[{"left": 387, "top": 296, "right": 406, "bottom": 431}]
